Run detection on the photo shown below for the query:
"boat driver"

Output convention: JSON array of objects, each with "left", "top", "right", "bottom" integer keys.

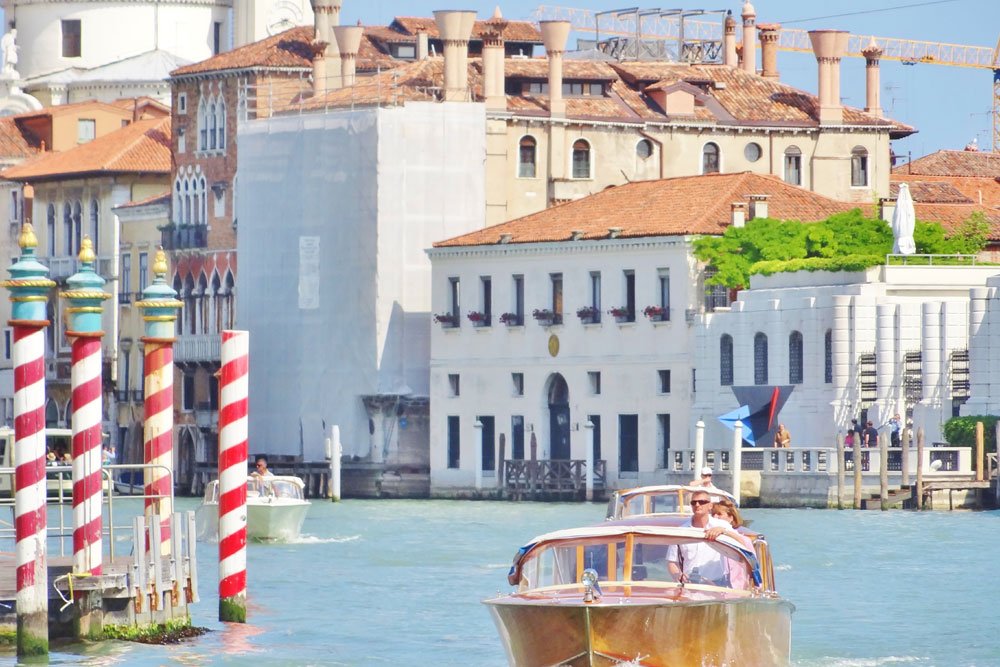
[
  {"left": 666, "top": 490, "right": 734, "bottom": 586},
  {"left": 251, "top": 455, "right": 274, "bottom": 479}
]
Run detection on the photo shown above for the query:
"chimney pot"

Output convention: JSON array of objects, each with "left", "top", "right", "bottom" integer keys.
[
  {"left": 416, "top": 30, "right": 429, "bottom": 60},
  {"left": 862, "top": 37, "right": 883, "bottom": 117},
  {"left": 723, "top": 12, "right": 738, "bottom": 67},
  {"left": 608, "top": 227, "right": 623, "bottom": 238},
  {"left": 747, "top": 194, "right": 770, "bottom": 220},
  {"left": 570, "top": 230, "right": 584, "bottom": 241},
  {"left": 808, "top": 29, "right": 849, "bottom": 124},
  {"left": 333, "top": 24, "right": 364, "bottom": 87},
  {"left": 741, "top": 1, "right": 757, "bottom": 75},
  {"left": 539, "top": 20, "right": 571, "bottom": 117},
  {"left": 482, "top": 12, "right": 509, "bottom": 111},
  {"left": 499, "top": 233, "right": 513, "bottom": 244},
  {"left": 434, "top": 10, "right": 477, "bottom": 102},
  {"left": 758, "top": 23, "right": 781, "bottom": 79},
  {"left": 730, "top": 202, "right": 747, "bottom": 228}
]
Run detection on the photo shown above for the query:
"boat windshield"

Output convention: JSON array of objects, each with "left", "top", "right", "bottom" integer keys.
[
  {"left": 246, "top": 479, "right": 304, "bottom": 500},
  {"left": 517, "top": 534, "right": 754, "bottom": 593},
  {"left": 614, "top": 487, "right": 737, "bottom": 519}
]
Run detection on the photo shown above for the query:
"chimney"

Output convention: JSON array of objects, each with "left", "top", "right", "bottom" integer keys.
[
  {"left": 741, "top": 1, "right": 756, "bottom": 75},
  {"left": 879, "top": 197, "right": 896, "bottom": 223},
  {"left": 416, "top": 29, "right": 428, "bottom": 60},
  {"left": 808, "top": 29, "right": 849, "bottom": 124},
  {"left": 326, "top": 0, "right": 343, "bottom": 89},
  {"left": 747, "top": 194, "right": 769, "bottom": 219},
  {"left": 309, "top": 0, "right": 331, "bottom": 96},
  {"left": 723, "top": 12, "right": 738, "bottom": 67},
  {"left": 539, "top": 20, "right": 571, "bottom": 117},
  {"left": 132, "top": 97, "right": 140, "bottom": 122},
  {"left": 758, "top": 23, "right": 781, "bottom": 79},
  {"left": 333, "top": 23, "right": 363, "bottom": 88},
  {"left": 731, "top": 202, "right": 747, "bottom": 228},
  {"left": 482, "top": 7, "right": 508, "bottom": 111},
  {"left": 862, "top": 36, "right": 883, "bottom": 117},
  {"left": 434, "top": 10, "right": 477, "bottom": 102}
]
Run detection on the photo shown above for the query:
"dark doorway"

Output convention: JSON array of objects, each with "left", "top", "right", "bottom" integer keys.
[
  {"left": 548, "top": 374, "right": 570, "bottom": 459},
  {"left": 478, "top": 416, "right": 495, "bottom": 471}
]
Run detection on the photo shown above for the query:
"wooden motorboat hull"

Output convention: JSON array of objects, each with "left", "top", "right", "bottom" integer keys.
[
  {"left": 195, "top": 499, "right": 310, "bottom": 543},
  {"left": 484, "top": 594, "right": 793, "bottom": 667}
]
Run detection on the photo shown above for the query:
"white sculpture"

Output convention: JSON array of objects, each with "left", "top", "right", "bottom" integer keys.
[{"left": 1, "top": 29, "right": 19, "bottom": 80}]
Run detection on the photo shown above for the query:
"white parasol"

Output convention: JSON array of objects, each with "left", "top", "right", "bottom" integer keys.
[{"left": 892, "top": 183, "right": 916, "bottom": 255}]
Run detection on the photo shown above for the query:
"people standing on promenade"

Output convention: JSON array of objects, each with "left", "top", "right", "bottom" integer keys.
[
  {"left": 844, "top": 428, "right": 855, "bottom": 448},
  {"left": 851, "top": 419, "right": 864, "bottom": 445},
  {"left": 889, "top": 414, "right": 902, "bottom": 447},
  {"left": 774, "top": 424, "right": 791, "bottom": 448},
  {"left": 863, "top": 421, "right": 879, "bottom": 448}
]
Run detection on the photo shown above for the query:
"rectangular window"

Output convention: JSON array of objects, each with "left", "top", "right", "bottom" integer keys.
[
  {"left": 512, "top": 372, "right": 524, "bottom": 396},
  {"left": 120, "top": 253, "right": 131, "bottom": 296},
  {"left": 77, "top": 119, "right": 96, "bottom": 144},
  {"left": 121, "top": 350, "right": 130, "bottom": 396},
  {"left": 588, "top": 414, "right": 601, "bottom": 460},
  {"left": 396, "top": 44, "right": 416, "bottom": 58},
  {"left": 550, "top": 273, "right": 563, "bottom": 324},
  {"left": 447, "top": 416, "right": 460, "bottom": 468},
  {"left": 3, "top": 328, "right": 11, "bottom": 360},
  {"left": 784, "top": 154, "right": 801, "bottom": 186},
  {"left": 658, "top": 269, "right": 670, "bottom": 320},
  {"left": 527, "top": 82, "right": 549, "bottom": 94},
  {"left": 62, "top": 19, "right": 82, "bottom": 58},
  {"left": 657, "top": 414, "right": 671, "bottom": 469},
  {"left": 178, "top": 93, "right": 187, "bottom": 114},
  {"left": 513, "top": 274, "right": 524, "bottom": 325},
  {"left": 852, "top": 154, "right": 869, "bottom": 187},
  {"left": 478, "top": 416, "right": 495, "bottom": 472},
  {"left": 658, "top": 370, "right": 671, "bottom": 394},
  {"left": 590, "top": 271, "right": 601, "bottom": 322},
  {"left": 447, "top": 374, "right": 460, "bottom": 397},
  {"left": 449, "top": 277, "right": 460, "bottom": 326},
  {"left": 704, "top": 266, "right": 728, "bottom": 312},
  {"left": 619, "top": 414, "right": 639, "bottom": 473},
  {"left": 182, "top": 373, "right": 195, "bottom": 411},
  {"left": 209, "top": 373, "right": 219, "bottom": 411},
  {"left": 480, "top": 276, "right": 492, "bottom": 326},
  {"left": 588, "top": 371, "right": 601, "bottom": 395},
  {"left": 624, "top": 270, "right": 635, "bottom": 322},
  {"left": 138, "top": 252, "right": 148, "bottom": 291},
  {"left": 511, "top": 415, "right": 525, "bottom": 459},
  {"left": 692, "top": 368, "right": 697, "bottom": 394},
  {"left": 589, "top": 83, "right": 603, "bottom": 96},
  {"left": 213, "top": 21, "right": 222, "bottom": 55},
  {"left": 10, "top": 191, "right": 18, "bottom": 223}
]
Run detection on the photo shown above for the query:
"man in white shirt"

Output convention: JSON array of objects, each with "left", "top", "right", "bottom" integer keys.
[
  {"left": 251, "top": 455, "right": 274, "bottom": 478},
  {"left": 666, "top": 490, "right": 735, "bottom": 585}
]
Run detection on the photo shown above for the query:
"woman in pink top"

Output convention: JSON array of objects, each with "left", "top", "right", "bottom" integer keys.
[{"left": 712, "top": 499, "right": 754, "bottom": 590}]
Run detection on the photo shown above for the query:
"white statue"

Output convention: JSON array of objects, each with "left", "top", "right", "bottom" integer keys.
[{"left": 1, "top": 29, "right": 19, "bottom": 80}]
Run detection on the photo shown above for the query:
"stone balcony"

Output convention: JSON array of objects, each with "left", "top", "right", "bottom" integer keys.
[{"left": 174, "top": 334, "right": 221, "bottom": 364}]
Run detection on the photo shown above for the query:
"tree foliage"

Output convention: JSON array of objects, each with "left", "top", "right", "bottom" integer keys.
[
  {"left": 693, "top": 209, "right": 990, "bottom": 289},
  {"left": 942, "top": 416, "right": 998, "bottom": 454}
]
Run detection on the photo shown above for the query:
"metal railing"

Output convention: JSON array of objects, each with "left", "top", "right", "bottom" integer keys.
[{"left": 885, "top": 253, "right": 981, "bottom": 266}]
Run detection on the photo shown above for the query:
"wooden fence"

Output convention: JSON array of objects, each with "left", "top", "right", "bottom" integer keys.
[{"left": 503, "top": 459, "right": 607, "bottom": 501}]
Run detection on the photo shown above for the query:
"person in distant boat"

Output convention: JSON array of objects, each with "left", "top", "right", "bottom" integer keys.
[
  {"left": 863, "top": 421, "right": 879, "bottom": 448},
  {"left": 251, "top": 455, "right": 274, "bottom": 478},
  {"left": 666, "top": 490, "right": 739, "bottom": 586},
  {"left": 773, "top": 424, "right": 791, "bottom": 448},
  {"left": 689, "top": 466, "right": 715, "bottom": 487}
]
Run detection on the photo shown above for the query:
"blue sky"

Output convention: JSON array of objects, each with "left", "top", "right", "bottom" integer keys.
[{"left": 345, "top": 0, "right": 1000, "bottom": 161}]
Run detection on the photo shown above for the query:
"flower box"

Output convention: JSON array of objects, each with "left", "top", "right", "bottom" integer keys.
[
  {"left": 576, "top": 306, "right": 599, "bottom": 323},
  {"left": 607, "top": 307, "right": 633, "bottom": 323},
  {"left": 643, "top": 305, "right": 668, "bottom": 322},
  {"left": 467, "top": 311, "right": 490, "bottom": 327},
  {"left": 532, "top": 308, "right": 555, "bottom": 326},
  {"left": 499, "top": 312, "right": 521, "bottom": 327},
  {"left": 433, "top": 313, "right": 458, "bottom": 328}
]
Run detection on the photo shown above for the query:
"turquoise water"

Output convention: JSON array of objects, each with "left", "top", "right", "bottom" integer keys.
[{"left": 3, "top": 498, "right": 999, "bottom": 666}]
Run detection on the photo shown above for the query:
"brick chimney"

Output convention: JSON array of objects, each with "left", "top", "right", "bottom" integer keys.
[
  {"left": 723, "top": 11, "right": 738, "bottom": 67},
  {"left": 333, "top": 23, "right": 363, "bottom": 88},
  {"left": 741, "top": 1, "right": 756, "bottom": 75},
  {"left": 862, "top": 36, "right": 883, "bottom": 117},
  {"left": 808, "top": 29, "right": 849, "bottom": 124},
  {"left": 482, "top": 7, "right": 508, "bottom": 111},
  {"left": 539, "top": 20, "right": 571, "bottom": 117},
  {"left": 758, "top": 23, "right": 780, "bottom": 79},
  {"left": 434, "top": 10, "right": 477, "bottom": 102}
]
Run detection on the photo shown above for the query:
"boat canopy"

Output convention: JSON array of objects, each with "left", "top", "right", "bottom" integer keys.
[{"left": 608, "top": 485, "right": 738, "bottom": 520}]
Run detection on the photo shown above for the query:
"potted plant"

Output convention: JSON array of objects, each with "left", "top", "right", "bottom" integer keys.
[
  {"left": 499, "top": 312, "right": 520, "bottom": 327},
  {"left": 643, "top": 305, "right": 668, "bottom": 322},
  {"left": 608, "top": 306, "right": 632, "bottom": 323},
  {"left": 576, "top": 306, "right": 599, "bottom": 323},
  {"left": 532, "top": 308, "right": 555, "bottom": 325},
  {"left": 467, "top": 311, "right": 489, "bottom": 327},
  {"left": 433, "top": 313, "right": 458, "bottom": 327}
]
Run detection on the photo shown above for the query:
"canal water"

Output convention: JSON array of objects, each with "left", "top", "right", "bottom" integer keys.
[{"left": 3, "top": 498, "right": 998, "bottom": 666}]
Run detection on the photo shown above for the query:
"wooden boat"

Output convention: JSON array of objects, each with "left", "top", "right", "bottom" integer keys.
[
  {"left": 484, "top": 516, "right": 793, "bottom": 667},
  {"left": 196, "top": 476, "right": 311, "bottom": 542},
  {"left": 606, "top": 484, "right": 740, "bottom": 520}
]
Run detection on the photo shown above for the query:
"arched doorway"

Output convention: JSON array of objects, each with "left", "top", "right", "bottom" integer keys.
[
  {"left": 177, "top": 427, "right": 197, "bottom": 494},
  {"left": 547, "top": 374, "right": 570, "bottom": 460}
]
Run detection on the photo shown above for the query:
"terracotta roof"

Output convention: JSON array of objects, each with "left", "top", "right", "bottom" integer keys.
[
  {"left": 893, "top": 149, "right": 1000, "bottom": 178},
  {"left": 172, "top": 26, "right": 314, "bottom": 76},
  {"left": 13, "top": 99, "right": 132, "bottom": 121},
  {"left": 114, "top": 190, "right": 171, "bottom": 209},
  {"left": 889, "top": 181, "right": 973, "bottom": 204},
  {"left": 109, "top": 96, "right": 171, "bottom": 116},
  {"left": 1, "top": 118, "right": 171, "bottom": 181},
  {"left": 505, "top": 59, "right": 619, "bottom": 80},
  {"left": 911, "top": 203, "right": 1000, "bottom": 236},
  {"left": 297, "top": 57, "right": 455, "bottom": 110},
  {"left": 0, "top": 117, "right": 41, "bottom": 159},
  {"left": 434, "top": 172, "right": 861, "bottom": 247},
  {"left": 389, "top": 16, "right": 542, "bottom": 43}
]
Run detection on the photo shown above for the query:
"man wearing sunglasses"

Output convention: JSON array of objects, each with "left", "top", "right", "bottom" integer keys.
[
  {"left": 250, "top": 455, "right": 274, "bottom": 479},
  {"left": 666, "top": 490, "right": 737, "bottom": 585}
]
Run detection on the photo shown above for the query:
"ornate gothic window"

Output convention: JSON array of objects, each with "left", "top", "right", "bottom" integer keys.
[
  {"left": 754, "top": 332, "right": 768, "bottom": 385},
  {"left": 720, "top": 334, "right": 734, "bottom": 386},
  {"left": 789, "top": 331, "right": 803, "bottom": 384}
]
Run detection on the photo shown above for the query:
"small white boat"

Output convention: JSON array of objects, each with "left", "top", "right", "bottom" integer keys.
[{"left": 196, "top": 476, "right": 311, "bottom": 543}]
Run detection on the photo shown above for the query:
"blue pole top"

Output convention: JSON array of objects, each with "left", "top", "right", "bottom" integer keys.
[
  {"left": 136, "top": 247, "right": 182, "bottom": 341},
  {"left": 60, "top": 237, "right": 110, "bottom": 337},
  {"left": 1, "top": 222, "right": 55, "bottom": 324}
]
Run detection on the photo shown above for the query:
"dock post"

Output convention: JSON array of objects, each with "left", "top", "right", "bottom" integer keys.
[
  {"left": 2, "top": 223, "right": 54, "bottom": 656},
  {"left": 330, "top": 425, "right": 342, "bottom": 502},
  {"left": 975, "top": 421, "right": 984, "bottom": 482},
  {"left": 731, "top": 422, "right": 742, "bottom": 506},
  {"left": 901, "top": 427, "right": 910, "bottom": 488},
  {"left": 694, "top": 419, "right": 705, "bottom": 478},
  {"left": 474, "top": 420, "right": 484, "bottom": 492},
  {"left": 584, "top": 420, "right": 594, "bottom": 502},
  {"left": 497, "top": 433, "right": 506, "bottom": 491},
  {"left": 218, "top": 330, "right": 249, "bottom": 623},
  {"left": 853, "top": 431, "right": 863, "bottom": 510},
  {"left": 836, "top": 433, "right": 845, "bottom": 509},
  {"left": 61, "top": 238, "right": 110, "bottom": 606},
  {"left": 879, "top": 426, "right": 889, "bottom": 510},
  {"left": 136, "top": 249, "right": 183, "bottom": 558},
  {"left": 916, "top": 427, "right": 925, "bottom": 510}
]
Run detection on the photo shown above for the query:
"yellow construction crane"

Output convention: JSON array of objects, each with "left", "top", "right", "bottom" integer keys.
[{"left": 531, "top": 5, "right": 1000, "bottom": 151}]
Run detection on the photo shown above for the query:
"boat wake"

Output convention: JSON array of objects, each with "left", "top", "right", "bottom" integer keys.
[
  {"left": 801, "top": 657, "right": 924, "bottom": 666},
  {"left": 286, "top": 534, "right": 361, "bottom": 545}
]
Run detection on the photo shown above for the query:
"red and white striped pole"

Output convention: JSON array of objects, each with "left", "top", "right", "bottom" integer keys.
[
  {"left": 218, "top": 330, "right": 249, "bottom": 622},
  {"left": 62, "top": 237, "right": 110, "bottom": 579},
  {"left": 3, "top": 223, "right": 55, "bottom": 656},
  {"left": 136, "top": 249, "right": 182, "bottom": 557}
]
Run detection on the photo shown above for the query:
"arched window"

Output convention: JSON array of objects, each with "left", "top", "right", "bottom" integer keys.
[
  {"left": 211, "top": 272, "right": 222, "bottom": 333},
  {"left": 184, "top": 274, "right": 196, "bottom": 335},
  {"left": 89, "top": 199, "right": 99, "bottom": 253},
  {"left": 184, "top": 180, "right": 191, "bottom": 225},
  {"left": 200, "top": 178, "right": 207, "bottom": 224},
  {"left": 851, "top": 146, "right": 869, "bottom": 187},
  {"left": 45, "top": 398, "right": 59, "bottom": 427},
  {"left": 222, "top": 271, "right": 235, "bottom": 330},
  {"left": 198, "top": 98, "right": 207, "bottom": 151},
  {"left": 824, "top": 329, "right": 833, "bottom": 384},
  {"left": 518, "top": 135, "right": 536, "bottom": 178},
  {"left": 63, "top": 202, "right": 73, "bottom": 255},
  {"left": 572, "top": 139, "right": 591, "bottom": 179},
  {"left": 209, "top": 103, "right": 217, "bottom": 150},
  {"left": 789, "top": 331, "right": 803, "bottom": 384},
  {"left": 46, "top": 204, "right": 56, "bottom": 256},
  {"left": 784, "top": 146, "right": 802, "bottom": 186},
  {"left": 720, "top": 334, "right": 734, "bottom": 386},
  {"left": 173, "top": 275, "right": 183, "bottom": 335},
  {"left": 217, "top": 98, "right": 226, "bottom": 150},
  {"left": 702, "top": 142, "right": 720, "bottom": 174},
  {"left": 174, "top": 180, "right": 182, "bottom": 224},
  {"left": 754, "top": 332, "right": 768, "bottom": 385},
  {"left": 197, "top": 273, "right": 209, "bottom": 334},
  {"left": 636, "top": 139, "right": 653, "bottom": 159},
  {"left": 72, "top": 200, "right": 82, "bottom": 254}
]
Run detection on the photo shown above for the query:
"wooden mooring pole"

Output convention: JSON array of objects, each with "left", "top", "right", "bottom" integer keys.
[
  {"left": 853, "top": 435, "right": 863, "bottom": 510},
  {"left": 975, "top": 421, "right": 984, "bottom": 482},
  {"left": 901, "top": 427, "right": 911, "bottom": 488},
  {"left": 836, "top": 433, "right": 845, "bottom": 509},
  {"left": 916, "top": 427, "right": 925, "bottom": 510},
  {"left": 879, "top": 428, "right": 889, "bottom": 510}
]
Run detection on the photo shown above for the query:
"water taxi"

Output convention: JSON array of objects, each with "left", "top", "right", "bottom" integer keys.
[
  {"left": 606, "top": 484, "right": 739, "bottom": 520},
  {"left": 484, "top": 516, "right": 792, "bottom": 667},
  {"left": 196, "top": 476, "right": 311, "bottom": 543}
]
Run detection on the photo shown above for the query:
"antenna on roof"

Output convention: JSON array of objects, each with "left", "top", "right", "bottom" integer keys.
[{"left": 431, "top": 44, "right": 437, "bottom": 57}]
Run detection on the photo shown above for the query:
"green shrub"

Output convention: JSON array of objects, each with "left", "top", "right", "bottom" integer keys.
[{"left": 942, "top": 416, "right": 999, "bottom": 453}]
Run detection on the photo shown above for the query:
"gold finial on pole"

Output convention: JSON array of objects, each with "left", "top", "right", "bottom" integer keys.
[
  {"left": 78, "top": 236, "right": 95, "bottom": 264},
  {"left": 152, "top": 246, "right": 168, "bottom": 277},
  {"left": 18, "top": 222, "right": 37, "bottom": 249}
]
